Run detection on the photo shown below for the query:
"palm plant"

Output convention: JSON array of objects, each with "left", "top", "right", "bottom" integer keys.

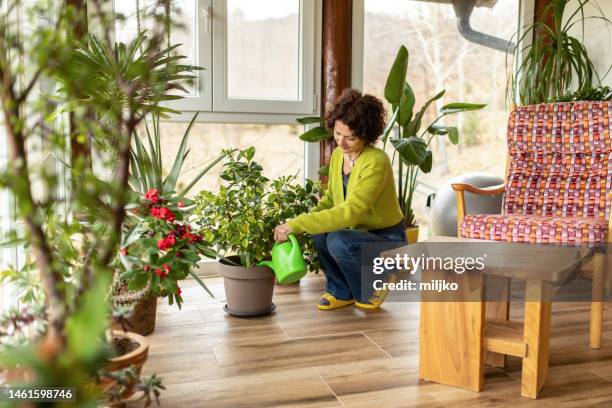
[
  {"left": 54, "top": 31, "right": 201, "bottom": 157},
  {"left": 510, "top": 0, "right": 612, "bottom": 105}
]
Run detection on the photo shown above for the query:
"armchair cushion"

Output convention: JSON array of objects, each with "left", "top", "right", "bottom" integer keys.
[{"left": 460, "top": 213, "right": 607, "bottom": 247}]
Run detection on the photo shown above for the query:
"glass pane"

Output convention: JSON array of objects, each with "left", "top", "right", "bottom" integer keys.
[
  {"left": 115, "top": 0, "right": 198, "bottom": 96},
  {"left": 363, "top": 0, "right": 518, "bottom": 234},
  {"left": 226, "top": 0, "right": 300, "bottom": 100},
  {"left": 156, "top": 122, "right": 304, "bottom": 195}
]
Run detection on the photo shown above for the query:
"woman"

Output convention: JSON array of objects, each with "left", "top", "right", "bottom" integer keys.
[{"left": 274, "top": 88, "right": 405, "bottom": 310}]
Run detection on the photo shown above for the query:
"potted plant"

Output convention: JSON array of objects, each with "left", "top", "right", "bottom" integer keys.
[
  {"left": 382, "top": 45, "right": 486, "bottom": 241},
  {"left": 194, "top": 147, "right": 322, "bottom": 316},
  {"left": 509, "top": 0, "right": 612, "bottom": 105},
  {"left": 112, "top": 111, "right": 223, "bottom": 335},
  {"left": 115, "top": 186, "right": 217, "bottom": 334}
]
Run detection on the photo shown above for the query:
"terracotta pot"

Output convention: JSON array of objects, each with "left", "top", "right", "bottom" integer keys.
[
  {"left": 406, "top": 225, "right": 419, "bottom": 244},
  {"left": 111, "top": 277, "right": 158, "bottom": 336},
  {"left": 218, "top": 256, "right": 275, "bottom": 317},
  {"left": 100, "top": 330, "right": 149, "bottom": 405}
]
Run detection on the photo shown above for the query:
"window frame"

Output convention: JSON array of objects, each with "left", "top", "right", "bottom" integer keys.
[{"left": 210, "top": 0, "right": 317, "bottom": 115}]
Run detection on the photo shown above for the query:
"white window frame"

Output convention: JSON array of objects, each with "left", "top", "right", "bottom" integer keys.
[
  {"left": 112, "top": 0, "right": 321, "bottom": 121},
  {"left": 210, "top": 0, "right": 317, "bottom": 115}
]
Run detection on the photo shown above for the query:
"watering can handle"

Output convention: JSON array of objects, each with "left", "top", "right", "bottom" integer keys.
[{"left": 288, "top": 234, "right": 299, "bottom": 247}]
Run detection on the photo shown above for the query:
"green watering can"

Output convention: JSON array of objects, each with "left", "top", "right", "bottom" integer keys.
[{"left": 258, "top": 234, "right": 307, "bottom": 284}]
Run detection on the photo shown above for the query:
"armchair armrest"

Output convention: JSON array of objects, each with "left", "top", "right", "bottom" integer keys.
[
  {"left": 451, "top": 183, "right": 505, "bottom": 237},
  {"left": 451, "top": 183, "right": 505, "bottom": 195}
]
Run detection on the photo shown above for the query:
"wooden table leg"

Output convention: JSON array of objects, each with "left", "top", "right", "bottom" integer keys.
[
  {"left": 419, "top": 268, "right": 485, "bottom": 392},
  {"left": 485, "top": 276, "right": 510, "bottom": 367},
  {"left": 521, "top": 280, "right": 552, "bottom": 399}
]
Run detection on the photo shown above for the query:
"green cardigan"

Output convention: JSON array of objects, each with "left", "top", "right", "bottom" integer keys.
[{"left": 288, "top": 145, "right": 404, "bottom": 235}]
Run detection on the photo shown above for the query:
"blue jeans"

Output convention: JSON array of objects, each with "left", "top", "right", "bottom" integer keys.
[{"left": 312, "top": 221, "right": 406, "bottom": 302}]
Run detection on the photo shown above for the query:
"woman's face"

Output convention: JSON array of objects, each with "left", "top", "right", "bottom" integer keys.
[{"left": 334, "top": 120, "right": 365, "bottom": 154}]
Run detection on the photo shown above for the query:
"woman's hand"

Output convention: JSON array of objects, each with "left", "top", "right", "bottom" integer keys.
[{"left": 274, "top": 223, "right": 293, "bottom": 242}]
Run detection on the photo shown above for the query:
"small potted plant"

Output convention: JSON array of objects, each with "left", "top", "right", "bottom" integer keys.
[
  {"left": 112, "top": 110, "right": 223, "bottom": 335},
  {"left": 115, "top": 187, "right": 216, "bottom": 334},
  {"left": 194, "top": 148, "right": 322, "bottom": 316}
]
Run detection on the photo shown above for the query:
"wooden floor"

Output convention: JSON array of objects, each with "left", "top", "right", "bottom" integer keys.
[{"left": 137, "top": 274, "right": 612, "bottom": 408}]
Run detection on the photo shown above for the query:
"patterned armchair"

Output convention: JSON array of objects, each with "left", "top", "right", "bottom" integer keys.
[{"left": 452, "top": 101, "right": 612, "bottom": 349}]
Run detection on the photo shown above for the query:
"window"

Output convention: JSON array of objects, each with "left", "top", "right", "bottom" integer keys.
[
  {"left": 357, "top": 0, "right": 520, "bottom": 231},
  {"left": 114, "top": 0, "right": 320, "bottom": 119},
  {"left": 155, "top": 122, "right": 305, "bottom": 195}
]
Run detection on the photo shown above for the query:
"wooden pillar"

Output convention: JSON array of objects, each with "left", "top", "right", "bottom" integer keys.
[
  {"left": 534, "top": 0, "right": 554, "bottom": 39},
  {"left": 66, "top": 0, "right": 91, "bottom": 168},
  {"left": 320, "top": 0, "right": 352, "bottom": 177}
]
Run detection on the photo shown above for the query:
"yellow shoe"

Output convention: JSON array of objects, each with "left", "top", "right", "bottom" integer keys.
[
  {"left": 355, "top": 273, "right": 398, "bottom": 310},
  {"left": 317, "top": 293, "right": 355, "bottom": 310}
]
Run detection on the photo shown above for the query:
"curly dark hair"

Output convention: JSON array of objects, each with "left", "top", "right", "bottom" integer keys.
[{"left": 325, "top": 88, "right": 387, "bottom": 144}]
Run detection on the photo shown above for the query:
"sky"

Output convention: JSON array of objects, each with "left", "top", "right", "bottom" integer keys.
[{"left": 228, "top": 0, "right": 298, "bottom": 20}]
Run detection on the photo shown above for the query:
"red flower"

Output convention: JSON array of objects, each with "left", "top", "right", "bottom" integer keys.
[
  {"left": 119, "top": 248, "right": 128, "bottom": 256},
  {"left": 154, "top": 263, "right": 170, "bottom": 278},
  {"left": 144, "top": 188, "right": 159, "bottom": 204},
  {"left": 144, "top": 265, "right": 150, "bottom": 272},
  {"left": 157, "top": 235, "right": 176, "bottom": 251},
  {"left": 150, "top": 207, "right": 176, "bottom": 222},
  {"left": 176, "top": 286, "right": 182, "bottom": 297},
  {"left": 181, "top": 232, "right": 201, "bottom": 243},
  {"left": 178, "top": 200, "right": 185, "bottom": 208}
]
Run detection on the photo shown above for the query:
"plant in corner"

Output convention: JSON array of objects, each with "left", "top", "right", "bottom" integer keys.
[
  {"left": 509, "top": 0, "right": 612, "bottom": 105},
  {"left": 382, "top": 45, "right": 486, "bottom": 241},
  {"left": 194, "top": 147, "right": 322, "bottom": 316}
]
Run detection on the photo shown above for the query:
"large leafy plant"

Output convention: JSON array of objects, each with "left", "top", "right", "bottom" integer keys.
[
  {"left": 0, "top": 0, "right": 190, "bottom": 404},
  {"left": 194, "top": 148, "right": 322, "bottom": 269},
  {"left": 509, "top": 0, "right": 612, "bottom": 105},
  {"left": 382, "top": 45, "right": 486, "bottom": 227}
]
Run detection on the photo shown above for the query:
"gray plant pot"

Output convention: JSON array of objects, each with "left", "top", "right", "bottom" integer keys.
[{"left": 218, "top": 256, "right": 275, "bottom": 317}]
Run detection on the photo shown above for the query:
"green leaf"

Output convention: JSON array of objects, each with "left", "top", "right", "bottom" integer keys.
[
  {"left": 391, "top": 137, "right": 427, "bottom": 165},
  {"left": 440, "top": 102, "right": 487, "bottom": 114},
  {"left": 384, "top": 45, "right": 409, "bottom": 104},
  {"left": 406, "top": 90, "right": 446, "bottom": 136},
  {"left": 299, "top": 126, "right": 330, "bottom": 142},
  {"left": 428, "top": 124, "right": 458, "bottom": 144},
  {"left": 163, "top": 112, "right": 198, "bottom": 193},
  {"left": 66, "top": 274, "right": 111, "bottom": 361},
  {"left": 127, "top": 272, "right": 150, "bottom": 291},
  {"left": 188, "top": 269, "right": 214, "bottom": 298},
  {"left": 447, "top": 127, "right": 459, "bottom": 145},
  {"left": 381, "top": 107, "right": 399, "bottom": 146},
  {"left": 419, "top": 150, "right": 433, "bottom": 173},
  {"left": 297, "top": 116, "right": 321, "bottom": 125},
  {"left": 244, "top": 146, "right": 256, "bottom": 161},
  {"left": 398, "top": 83, "right": 416, "bottom": 127}
]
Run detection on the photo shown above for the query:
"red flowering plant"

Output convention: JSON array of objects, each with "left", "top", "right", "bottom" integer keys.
[
  {"left": 117, "top": 188, "right": 217, "bottom": 308},
  {"left": 114, "top": 111, "right": 228, "bottom": 308}
]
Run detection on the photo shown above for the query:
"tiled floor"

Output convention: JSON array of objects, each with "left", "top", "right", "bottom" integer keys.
[{"left": 136, "top": 275, "right": 612, "bottom": 407}]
